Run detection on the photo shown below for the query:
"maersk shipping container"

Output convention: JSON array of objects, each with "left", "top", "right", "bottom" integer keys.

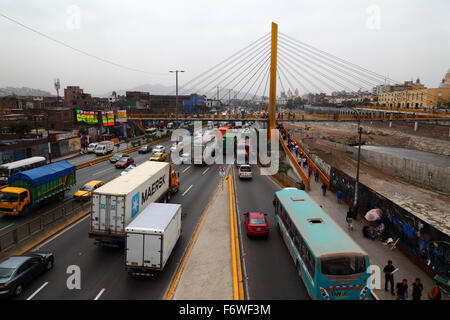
[
  {"left": 89, "top": 161, "right": 170, "bottom": 245},
  {"left": 125, "top": 203, "right": 181, "bottom": 274}
]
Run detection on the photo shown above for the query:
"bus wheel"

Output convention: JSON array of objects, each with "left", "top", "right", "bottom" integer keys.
[{"left": 22, "top": 205, "right": 31, "bottom": 216}]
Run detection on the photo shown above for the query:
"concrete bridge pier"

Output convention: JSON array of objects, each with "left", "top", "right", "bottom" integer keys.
[
  {"left": 414, "top": 121, "right": 418, "bottom": 132},
  {"left": 389, "top": 121, "right": 392, "bottom": 128}
]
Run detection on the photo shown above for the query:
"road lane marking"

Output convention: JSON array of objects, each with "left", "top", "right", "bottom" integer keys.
[
  {"left": 26, "top": 282, "right": 48, "bottom": 300},
  {"left": 94, "top": 288, "right": 105, "bottom": 300},
  {"left": 93, "top": 167, "right": 114, "bottom": 176},
  {"left": 33, "top": 214, "right": 91, "bottom": 251},
  {"left": 182, "top": 184, "right": 193, "bottom": 196},
  {"left": 202, "top": 167, "right": 210, "bottom": 175},
  {"left": 0, "top": 223, "right": 14, "bottom": 232},
  {"left": 182, "top": 166, "right": 191, "bottom": 173}
]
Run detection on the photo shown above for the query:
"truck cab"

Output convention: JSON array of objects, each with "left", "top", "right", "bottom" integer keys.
[{"left": 0, "top": 187, "right": 30, "bottom": 215}]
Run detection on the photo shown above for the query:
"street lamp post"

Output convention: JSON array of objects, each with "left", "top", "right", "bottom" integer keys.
[
  {"left": 170, "top": 70, "right": 184, "bottom": 128},
  {"left": 350, "top": 108, "right": 362, "bottom": 219}
]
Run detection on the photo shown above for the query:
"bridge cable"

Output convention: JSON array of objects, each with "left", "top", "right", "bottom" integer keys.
[
  {"left": 279, "top": 45, "right": 355, "bottom": 92},
  {"left": 278, "top": 57, "right": 327, "bottom": 94},
  {"left": 279, "top": 36, "right": 381, "bottom": 88},
  {"left": 177, "top": 33, "right": 270, "bottom": 94},
  {"left": 191, "top": 39, "right": 271, "bottom": 97},
  {"left": 278, "top": 48, "right": 337, "bottom": 92},
  {"left": 279, "top": 32, "right": 399, "bottom": 84}
]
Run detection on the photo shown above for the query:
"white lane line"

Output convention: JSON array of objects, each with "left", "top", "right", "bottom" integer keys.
[
  {"left": 33, "top": 214, "right": 91, "bottom": 251},
  {"left": 26, "top": 282, "right": 48, "bottom": 300},
  {"left": 182, "top": 184, "right": 193, "bottom": 197},
  {"left": 94, "top": 288, "right": 106, "bottom": 300},
  {"left": 182, "top": 166, "right": 191, "bottom": 173},
  {"left": 93, "top": 167, "right": 114, "bottom": 176},
  {"left": 0, "top": 223, "right": 14, "bottom": 232},
  {"left": 202, "top": 167, "right": 210, "bottom": 175}
]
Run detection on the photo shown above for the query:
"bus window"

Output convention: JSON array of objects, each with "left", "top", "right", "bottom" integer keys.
[{"left": 321, "top": 256, "right": 366, "bottom": 275}]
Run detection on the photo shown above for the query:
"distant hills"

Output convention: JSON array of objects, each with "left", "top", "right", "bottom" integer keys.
[
  {"left": 0, "top": 87, "right": 51, "bottom": 97},
  {"left": 101, "top": 83, "right": 176, "bottom": 97}
]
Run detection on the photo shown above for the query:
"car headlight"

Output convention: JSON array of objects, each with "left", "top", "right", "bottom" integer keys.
[{"left": 13, "top": 207, "right": 17, "bottom": 212}]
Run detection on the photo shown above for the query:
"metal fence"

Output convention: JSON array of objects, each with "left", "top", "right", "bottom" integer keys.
[
  {"left": 0, "top": 198, "right": 90, "bottom": 253},
  {"left": 330, "top": 166, "right": 450, "bottom": 278}
]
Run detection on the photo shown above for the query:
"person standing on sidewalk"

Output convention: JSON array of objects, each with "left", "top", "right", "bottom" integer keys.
[
  {"left": 428, "top": 281, "right": 442, "bottom": 300},
  {"left": 308, "top": 166, "right": 313, "bottom": 178},
  {"left": 411, "top": 278, "right": 423, "bottom": 300},
  {"left": 314, "top": 170, "right": 319, "bottom": 182},
  {"left": 337, "top": 190, "right": 343, "bottom": 204},
  {"left": 346, "top": 208, "right": 353, "bottom": 230},
  {"left": 383, "top": 260, "right": 396, "bottom": 295},
  {"left": 321, "top": 183, "right": 327, "bottom": 196},
  {"left": 396, "top": 279, "right": 408, "bottom": 300}
]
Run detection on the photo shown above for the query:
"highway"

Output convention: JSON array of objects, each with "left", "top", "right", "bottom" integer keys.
[
  {"left": 13, "top": 158, "right": 222, "bottom": 300},
  {"left": 0, "top": 134, "right": 167, "bottom": 234},
  {"left": 233, "top": 165, "right": 309, "bottom": 300},
  {"left": 4, "top": 125, "right": 312, "bottom": 300}
]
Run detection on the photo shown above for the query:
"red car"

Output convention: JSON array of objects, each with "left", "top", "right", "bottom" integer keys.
[
  {"left": 115, "top": 156, "right": 134, "bottom": 169},
  {"left": 244, "top": 212, "right": 269, "bottom": 237}
]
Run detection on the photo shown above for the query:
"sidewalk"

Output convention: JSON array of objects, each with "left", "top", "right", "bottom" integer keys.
[
  {"left": 172, "top": 180, "right": 233, "bottom": 300},
  {"left": 306, "top": 175, "right": 446, "bottom": 300}
]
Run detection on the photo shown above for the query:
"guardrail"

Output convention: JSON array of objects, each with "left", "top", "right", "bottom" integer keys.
[
  {"left": 278, "top": 124, "right": 330, "bottom": 188},
  {"left": 0, "top": 198, "right": 90, "bottom": 253},
  {"left": 278, "top": 131, "right": 310, "bottom": 190},
  {"left": 75, "top": 136, "right": 171, "bottom": 170}
]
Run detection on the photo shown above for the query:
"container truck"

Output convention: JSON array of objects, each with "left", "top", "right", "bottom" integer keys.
[
  {"left": 125, "top": 203, "right": 181, "bottom": 276},
  {"left": 0, "top": 161, "right": 76, "bottom": 216},
  {"left": 94, "top": 141, "right": 114, "bottom": 156},
  {"left": 89, "top": 161, "right": 179, "bottom": 246}
]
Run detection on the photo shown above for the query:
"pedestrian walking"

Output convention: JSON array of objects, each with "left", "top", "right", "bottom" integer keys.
[
  {"left": 396, "top": 279, "right": 408, "bottom": 300},
  {"left": 411, "top": 278, "right": 423, "bottom": 300},
  {"left": 428, "top": 281, "right": 442, "bottom": 300},
  {"left": 314, "top": 170, "right": 319, "bottom": 182},
  {"left": 321, "top": 182, "right": 327, "bottom": 196},
  {"left": 346, "top": 208, "right": 353, "bottom": 230},
  {"left": 302, "top": 156, "right": 307, "bottom": 168},
  {"left": 383, "top": 260, "right": 396, "bottom": 295},
  {"left": 308, "top": 166, "right": 313, "bottom": 178},
  {"left": 337, "top": 190, "right": 342, "bottom": 204}
]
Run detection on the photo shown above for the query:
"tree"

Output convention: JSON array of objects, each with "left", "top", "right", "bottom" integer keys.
[{"left": 8, "top": 120, "right": 33, "bottom": 137}]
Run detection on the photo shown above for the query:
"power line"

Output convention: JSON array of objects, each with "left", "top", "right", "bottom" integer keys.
[{"left": 0, "top": 12, "right": 169, "bottom": 75}]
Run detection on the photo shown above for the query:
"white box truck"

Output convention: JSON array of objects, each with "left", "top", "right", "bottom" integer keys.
[
  {"left": 87, "top": 142, "right": 98, "bottom": 153},
  {"left": 125, "top": 203, "right": 181, "bottom": 276},
  {"left": 94, "top": 141, "right": 114, "bottom": 156},
  {"left": 89, "top": 161, "right": 180, "bottom": 246}
]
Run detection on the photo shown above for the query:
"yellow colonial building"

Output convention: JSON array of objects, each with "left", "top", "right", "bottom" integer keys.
[{"left": 378, "top": 87, "right": 450, "bottom": 109}]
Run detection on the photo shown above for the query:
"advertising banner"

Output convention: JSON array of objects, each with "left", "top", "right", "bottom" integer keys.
[
  {"left": 102, "top": 111, "right": 115, "bottom": 126},
  {"left": 76, "top": 110, "right": 98, "bottom": 124},
  {"left": 117, "top": 110, "right": 127, "bottom": 122}
]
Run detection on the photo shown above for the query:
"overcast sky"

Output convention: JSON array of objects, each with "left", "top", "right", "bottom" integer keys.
[{"left": 1, "top": 0, "right": 449, "bottom": 96}]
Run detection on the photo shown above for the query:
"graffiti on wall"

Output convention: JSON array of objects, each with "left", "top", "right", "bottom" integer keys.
[{"left": 330, "top": 167, "right": 449, "bottom": 277}]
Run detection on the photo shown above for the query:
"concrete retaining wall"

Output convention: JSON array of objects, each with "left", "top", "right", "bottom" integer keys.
[{"left": 322, "top": 140, "right": 450, "bottom": 193}]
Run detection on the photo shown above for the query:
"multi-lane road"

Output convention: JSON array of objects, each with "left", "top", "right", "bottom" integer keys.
[{"left": 3, "top": 129, "right": 310, "bottom": 300}]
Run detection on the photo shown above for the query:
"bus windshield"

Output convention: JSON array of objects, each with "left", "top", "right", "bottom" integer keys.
[
  {"left": 0, "top": 192, "right": 19, "bottom": 202},
  {"left": 321, "top": 256, "right": 366, "bottom": 275}
]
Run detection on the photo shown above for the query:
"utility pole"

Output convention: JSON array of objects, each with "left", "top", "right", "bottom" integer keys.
[
  {"left": 46, "top": 112, "right": 52, "bottom": 163},
  {"left": 170, "top": 70, "right": 184, "bottom": 128},
  {"left": 354, "top": 119, "right": 362, "bottom": 220}
]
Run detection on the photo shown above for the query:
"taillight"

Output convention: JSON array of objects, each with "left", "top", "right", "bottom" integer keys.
[
  {"left": 360, "top": 285, "right": 369, "bottom": 299},
  {"left": 319, "top": 287, "right": 330, "bottom": 300},
  {"left": 4, "top": 281, "right": 13, "bottom": 288}
]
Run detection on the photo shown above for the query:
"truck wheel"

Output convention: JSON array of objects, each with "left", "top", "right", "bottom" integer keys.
[
  {"left": 22, "top": 206, "right": 31, "bottom": 216},
  {"left": 14, "top": 284, "right": 23, "bottom": 297}
]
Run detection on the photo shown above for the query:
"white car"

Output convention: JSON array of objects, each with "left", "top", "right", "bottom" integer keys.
[
  {"left": 153, "top": 145, "right": 166, "bottom": 153},
  {"left": 238, "top": 165, "right": 253, "bottom": 179},
  {"left": 120, "top": 164, "right": 136, "bottom": 175}
]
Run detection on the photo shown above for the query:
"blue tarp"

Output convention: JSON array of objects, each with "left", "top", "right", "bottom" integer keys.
[{"left": 8, "top": 160, "right": 76, "bottom": 187}]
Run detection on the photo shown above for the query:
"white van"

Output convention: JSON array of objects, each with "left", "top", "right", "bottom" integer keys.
[
  {"left": 94, "top": 141, "right": 114, "bottom": 156},
  {"left": 87, "top": 143, "right": 98, "bottom": 153}
]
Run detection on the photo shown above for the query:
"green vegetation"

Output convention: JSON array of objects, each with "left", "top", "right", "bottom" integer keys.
[{"left": 8, "top": 120, "right": 33, "bottom": 137}]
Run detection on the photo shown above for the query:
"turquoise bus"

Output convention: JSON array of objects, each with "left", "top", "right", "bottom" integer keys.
[{"left": 274, "top": 188, "right": 371, "bottom": 300}]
